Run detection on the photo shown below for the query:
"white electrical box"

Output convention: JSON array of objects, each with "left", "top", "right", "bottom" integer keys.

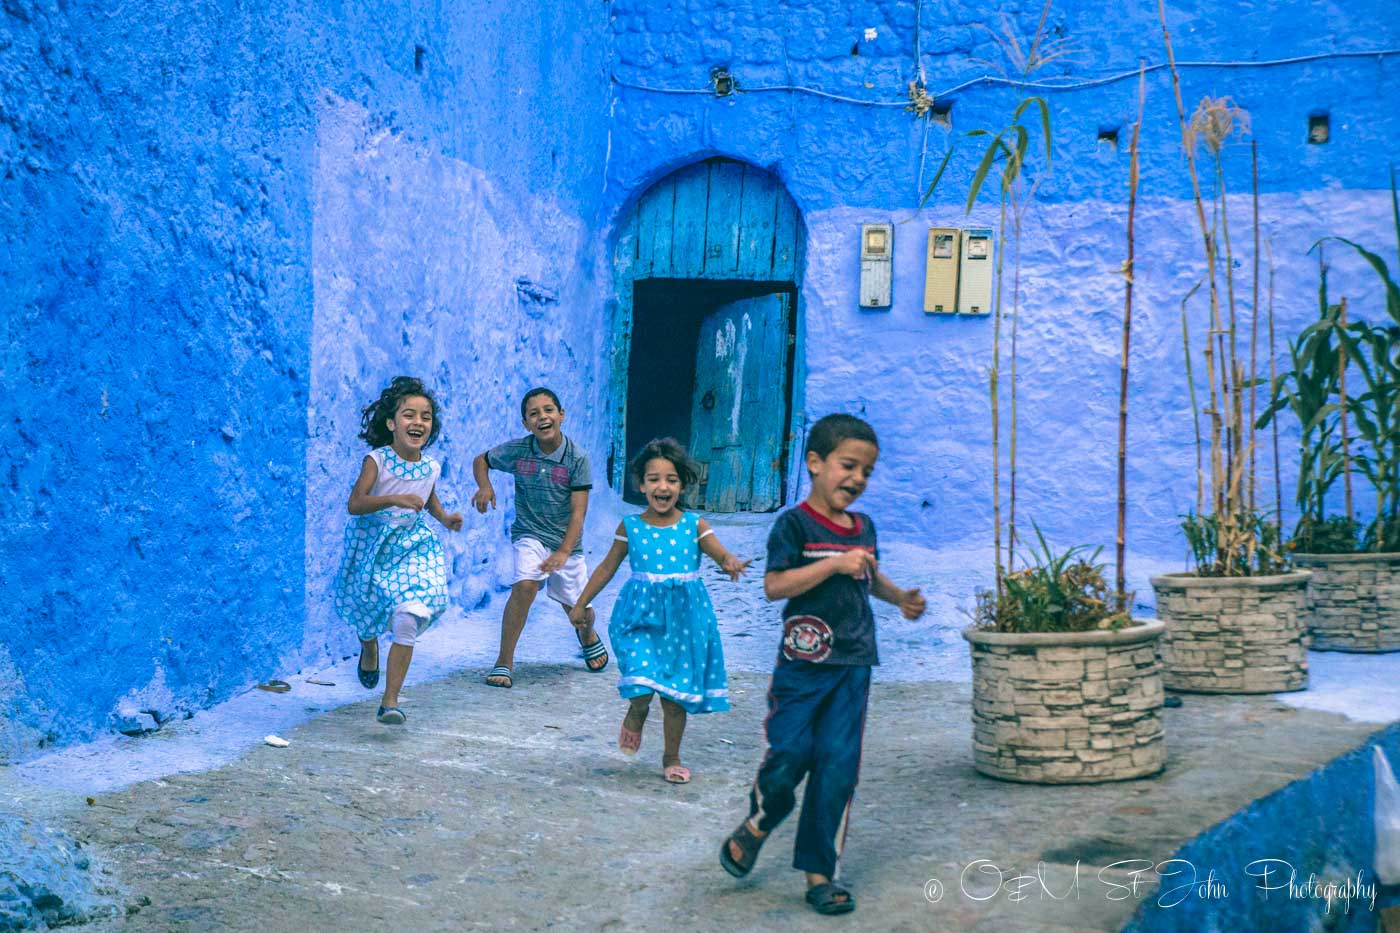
[
  {"left": 923, "top": 227, "right": 961, "bottom": 314},
  {"left": 958, "top": 228, "right": 994, "bottom": 315},
  {"left": 859, "top": 223, "right": 893, "bottom": 309}
]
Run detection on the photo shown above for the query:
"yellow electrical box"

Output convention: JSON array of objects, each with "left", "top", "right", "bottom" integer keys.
[
  {"left": 958, "top": 228, "right": 994, "bottom": 315},
  {"left": 923, "top": 227, "right": 961, "bottom": 314}
]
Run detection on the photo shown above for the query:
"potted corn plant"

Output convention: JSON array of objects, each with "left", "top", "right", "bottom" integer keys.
[
  {"left": 1258, "top": 182, "right": 1400, "bottom": 652},
  {"left": 965, "top": 528, "right": 1166, "bottom": 783},
  {"left": 950, "top": 53, "right": 1164, "bottom": 784},
  {"left": 1149, "top": 7, "right": 1309, "bottom": 694}
]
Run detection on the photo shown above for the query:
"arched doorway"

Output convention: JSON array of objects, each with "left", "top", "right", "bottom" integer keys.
[{"left": 610, "top": 158, "right": 805, "bottom": 511}]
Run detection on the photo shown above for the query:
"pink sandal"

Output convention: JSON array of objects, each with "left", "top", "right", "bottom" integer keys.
[
  {"left": 663, "top": 763, "right": 691, "bottom": 784},
  {"left": 618, "top": 721, "right": 643, "bottom": 756}
]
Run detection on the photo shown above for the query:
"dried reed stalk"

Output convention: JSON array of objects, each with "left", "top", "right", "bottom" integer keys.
[
  {"left": 1339, "top": 296, "right": 1354, "bottom": 522},
  {"left": 1249, "top": 141, "right": 1260, "bottom": 517},
  {"left": 1267, "top": 238, "right": 1281, "bottom": 534},
  {"left": 1116, "top": 65, "right": 1146, "bottom": 607}
]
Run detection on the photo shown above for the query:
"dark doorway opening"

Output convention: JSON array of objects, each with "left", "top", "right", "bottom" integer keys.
[{"left": 625, "top": 278, "right": 797, "bottom": 511}]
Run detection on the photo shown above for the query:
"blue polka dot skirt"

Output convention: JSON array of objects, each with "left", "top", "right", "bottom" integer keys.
[
  {"left": 610, "top": 511, "right": 729, "bottom": 714},
  {"left": 334, "top": 513, "right": 448, "bottom": 641}
]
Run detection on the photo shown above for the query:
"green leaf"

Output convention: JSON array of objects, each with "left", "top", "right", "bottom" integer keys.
[
  {"left": 1013, "top": 95, "right": 1053, "bottom": 167},
  {"left": 918, "top": 146, "right": 957, "bottom": 208}
]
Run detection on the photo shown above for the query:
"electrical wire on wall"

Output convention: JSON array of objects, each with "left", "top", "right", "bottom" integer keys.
[
  {"left": 612, "top": 48, "right": 1400, "bottom": 104},
  {"left": 612, "top": 45, "right": 1400, "bottom": 196}
]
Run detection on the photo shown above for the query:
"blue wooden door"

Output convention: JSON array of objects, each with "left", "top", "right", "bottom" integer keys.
[{"left": 688, "top": 293, "right": 790, "bottom": 511}]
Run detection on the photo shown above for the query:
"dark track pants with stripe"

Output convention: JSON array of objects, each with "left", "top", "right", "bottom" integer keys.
[{"left": 747, "top": 660, "right": 871, "bottom": 878}]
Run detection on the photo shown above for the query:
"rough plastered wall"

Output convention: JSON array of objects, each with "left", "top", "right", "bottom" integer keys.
[
  {"left": 601, "top": 0, "right": 1400, "bottom": 573},
  {"left": 1, "top": 0, "right": 611, "bottom": 760}
]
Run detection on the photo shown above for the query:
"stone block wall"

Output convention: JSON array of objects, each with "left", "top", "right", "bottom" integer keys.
[
  {"left": 1152, "top": 573, "right": 1310, "bottom": 693},
  {"left": 1295, "top": 553, "right": 1400, "bottom": 653},
  {"left": 965, "top": 622, "right": 1166, "bottom": 783}
]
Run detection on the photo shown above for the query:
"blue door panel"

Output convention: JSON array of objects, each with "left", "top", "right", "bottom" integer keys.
[{"left": 689, "top": 293, "right": 789, "bottom": 511}]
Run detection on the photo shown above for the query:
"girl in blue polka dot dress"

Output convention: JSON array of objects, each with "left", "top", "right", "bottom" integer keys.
[
  {"left": 570, "top": 438, "right": 749, "bottom": 783},
  {"left": 334, "top": 376, "right": 463, "bottom": 725}
]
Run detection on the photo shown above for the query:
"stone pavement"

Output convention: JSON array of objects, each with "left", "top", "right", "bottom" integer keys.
[{"left": 50, "top": 663, "right": 1380, "bottom": 931}]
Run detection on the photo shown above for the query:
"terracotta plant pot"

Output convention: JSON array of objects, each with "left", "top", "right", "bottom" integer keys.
[
  {"left": 1293, "top": 552, "right": 1400, "bottom": 652},
  {"left": 1150, "top": 571, "right": 1311, "bottom": 693},
  {"left": 963, "top": 620, "right": 1166, "bottom": 784}
]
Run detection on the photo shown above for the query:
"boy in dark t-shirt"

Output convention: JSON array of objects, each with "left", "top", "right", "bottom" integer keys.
[{"left": 719, "top": 414, "right": 927, "bottom": 916}]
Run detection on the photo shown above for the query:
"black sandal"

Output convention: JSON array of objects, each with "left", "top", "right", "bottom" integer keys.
[
  {"left": 805, "top": 882, "right": 856, "bottom": 915},
  {"left": 575, "top": 627, "right": 609, "bottom": 672},
  {"left": 357, "top": 641, "right": 379, "bottom": 689},
  {"left": 719, "top": 820, "right": 765, "bottom": 878}
]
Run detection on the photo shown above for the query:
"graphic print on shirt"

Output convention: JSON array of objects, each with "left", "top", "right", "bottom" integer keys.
[{"left": 782, "top": 614, "right": 834, "bottom": 662}]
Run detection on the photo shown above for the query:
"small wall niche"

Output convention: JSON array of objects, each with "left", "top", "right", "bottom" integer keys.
[
  {"left": 1308, "top": 111, "right": 1329, "bottom": 144},
  {"left": 1097, "top": 125, "right": 1120, "bottom": 150}
]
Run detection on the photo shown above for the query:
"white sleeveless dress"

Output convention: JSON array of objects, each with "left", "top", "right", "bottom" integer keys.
[{"left": 333, "top": 446, "right": 449, "bottom": 640}]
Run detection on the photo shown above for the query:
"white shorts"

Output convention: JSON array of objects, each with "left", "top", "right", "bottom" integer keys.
[{"left": 512, "top": 538, "right": 589, "bottom": 607}]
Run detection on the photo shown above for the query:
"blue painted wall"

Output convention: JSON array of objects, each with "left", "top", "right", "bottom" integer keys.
[
  {"left": 5, "top": 0, "right": 1400, "bottom": 759},
  {"left": 1125, "top": 722, "right": 1400, "bottom": 931},
  {"left": 2, "top": 0, "right": 612, "bottom": 761},
  {"left": 600, "top": 0, "right": 1400, "bottom": 571}
]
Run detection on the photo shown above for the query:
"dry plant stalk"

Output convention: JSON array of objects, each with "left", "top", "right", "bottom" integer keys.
[
  {"left": 1249, "top": 141, "right": 1260, "bottom": 516},
  {"left": 1340, "top": 296, "right": 1354, "bottom": 522},
  {"left": 1159, "top": 0, "right": 1264, "bottom": 574},
  {"left": 1181, "top": 281, "right": 1206, "bottom": 512},
  {"left": 1267, "top": 238, "right": 1282, "bottom": 533},
  {"left": 975, "top": 0, "right": 1075, "bottom": 574},
  {"left": 1116, "top": 65, "right": 1146, "bottom": 607}
]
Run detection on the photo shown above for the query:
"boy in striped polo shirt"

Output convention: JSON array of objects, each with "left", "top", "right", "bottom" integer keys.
[{"left": 472, "top": 387, "right": 608, "bottom": 688}]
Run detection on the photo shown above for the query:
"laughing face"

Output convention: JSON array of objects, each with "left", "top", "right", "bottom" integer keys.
[
  {"left": 521, "top": 392, "right": 564, "bottom": 451},
  {"left": 806, "top": 438, "right": 878, "bottom": 515},
  {"left": 387, "top": 394, "right": 434, "bottom": 459},
  {"left": 639, "top": 456, "right": 684, "bottom": 518}
]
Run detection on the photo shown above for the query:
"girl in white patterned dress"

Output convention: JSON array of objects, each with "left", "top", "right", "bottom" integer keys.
[
  {"left": 334, "top": 376, "right": 462, "bottom": 724},
  {"left": 570, "top": 438, "right": 750, "bottom": 783}
]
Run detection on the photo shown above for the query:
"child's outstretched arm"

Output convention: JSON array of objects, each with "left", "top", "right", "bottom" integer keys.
[
  {"left": 426, "top": 488, "right": 464, "bottom": 532},
  {"left": 696, "top": 519, "right": 752, "bottom": 581},
  {"left": 347, "top": 455, "right": 424, "bottom": 515},
  {"left": 542, "top": 489, "right": 588, "bottom": 574},
  {"left": 470, "top": 451, "right": 496, "bottom": 512},
  {"left": 764, "top": 549, "right": 875, "bottom": 601},
  {"left": 567, "top": 525, "right": 628, "bottom": 625},
  {"left": 872, "top": 571, "right": 926, "bottom": 620}
]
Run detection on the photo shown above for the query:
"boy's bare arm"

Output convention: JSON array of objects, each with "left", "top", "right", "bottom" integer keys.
[
  {"left": 764, "top": 550, "right": 875, "bottom": 601},
  {"left": 471, "top": 452, "right": 496, "bottom": 512},
  {"left": 568, "top": 532, "right": 628, "bottom": 624},
  {"left": 541, "top": 488, "right": 589, "bottom": 573},
  {"left": 873, "top": 569, "right": 927, "bottom": 620},
  {"left": 870, "top": 570, "right": 903, "bottom": 604}
]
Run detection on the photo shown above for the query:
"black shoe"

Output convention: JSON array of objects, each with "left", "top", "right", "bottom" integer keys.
[{"left": 358, "top": 642, "right": 380, "bottom": 689}]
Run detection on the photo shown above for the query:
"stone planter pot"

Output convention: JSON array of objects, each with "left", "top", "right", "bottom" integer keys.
[
  {"left": 963, "top": 621, "right": 1166, "bottom": 784},
  {"left": 1150, "top": 571, "right": 1311, "bottom": 694},
  {"left": 1294, "top": 552, "right": 1400, "bottom": 652}
]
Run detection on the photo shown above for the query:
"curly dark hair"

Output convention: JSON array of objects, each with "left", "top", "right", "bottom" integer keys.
[
  {"left": 358, "top": 376, "right": 442, "bottom": 449},
  {"left": 629, "top": 437, "right": 700, "bottom": 490}
]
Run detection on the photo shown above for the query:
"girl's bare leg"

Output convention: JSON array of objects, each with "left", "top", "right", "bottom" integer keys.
[
  {"left": 624, "top": 694, "right": 652, "bottom": 733},
  {"left": 382, "top": 643, "right": 412, "bottom": 708},
  {"left": 660, "top": 697, "right": 687, "bottom": 767}
]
